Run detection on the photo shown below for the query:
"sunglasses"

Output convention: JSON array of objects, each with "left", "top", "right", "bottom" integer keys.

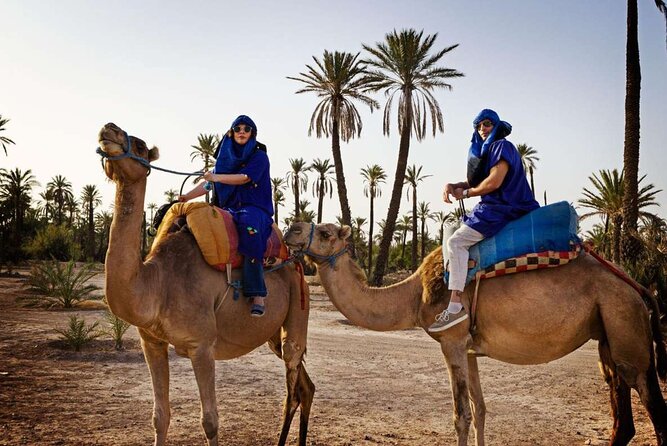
[
  {"left": 232, "top": 125, "right": 253, "bottom": 134},
  {"left": 478, "top": 120, "right": 494, "bottom": 129}
]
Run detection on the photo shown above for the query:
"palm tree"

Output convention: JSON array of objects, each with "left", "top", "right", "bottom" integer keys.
[
  {"left": 352, "top": 216, "right": 368, "bottom": 265},
  {"left": 417, "top": 201, "right": 432, "bottom": 261},
  {"left": 0, "top": 168, "right": 39, "bottom": 255},
  {"left": 95, "top": 210, "right": 113, "bottom": 261},
  {"left": 310, "top": 158, "right": 335, "bottom": 223},
  {"left": 287, "top": 158, "right": 310, "bottom": 222},
  {"left": 293, "top": 200, "right": 316, "bottom": 223},
  {"left": 621, "top": 0, "right": 667, "bottom": 262},
  {"left": 147, "top": 203, "right": 158, "bottom": 225},
  {"left": 190, "top": 133, "right": 220, "bottom": 203},
  {"left": 360, "top": 164, "right": 387, "bottom": 277},
  {"left": 288, "top": 50, "right": 379, "bottom": 231},
  {"left": 396, "top": 214, "right": 413, "bottom": 262},
  {"left": 164, "top": 189, "right": 178, "bottom": 202},
  {"left": 271, "top": 177, "right": 287, "bottom": 224},
  {"left": 363, "top": 29, "right": 464, "bottom": 284},
  {"left": 46, "top": 175, "right": 73, "bottom": 226},
  {"left": 81, "top": 185, "right": 102, "bottom": 260},
  {"left": 431, "top": 211, "right": 449, "bottom": 245},
  {"left": 404, "top": 165, "right": 432, "bottom": 271},
  {"left": 0, "top": 115, "right": 15, "bottom": 155},
  {"left": 578, "top": 168, "right": 660, "bottom": 263},
  {"left": 516, "top": 143, "right": 539, "bottom": 196}
]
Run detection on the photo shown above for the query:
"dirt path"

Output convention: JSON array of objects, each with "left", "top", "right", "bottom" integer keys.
[{"left": 0, "top": 273, "right": 664, "bottom": 445}]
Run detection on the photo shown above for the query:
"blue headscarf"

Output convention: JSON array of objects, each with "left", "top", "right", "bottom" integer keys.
[
  {"left": 466, "top": 109, "right": 512, "bottom": 187},
  {"left": 213, "top": 115, "right": 258, "bottom": 207}
]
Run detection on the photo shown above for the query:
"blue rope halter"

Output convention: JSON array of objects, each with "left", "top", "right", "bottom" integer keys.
[
  {"left": 96, "top": 131, "right": 203, "bottom": 176},
  {"left": 299, "top": 222, "right": 349, "bottom": 268}
]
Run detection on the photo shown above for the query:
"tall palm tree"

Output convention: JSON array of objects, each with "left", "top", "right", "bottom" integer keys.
[
  {"left": 293, "top": 199, "right": 316, "bottom": 223},
  {"left": 81, "top": 185, "right": 102, "bottom": 260},
  {"left": 310, "top": 158, "right": 335, "bottom": 223},
  {"left": 190, "top": 133, "right": 220, "bottom": 204},
  {"left": 363, "top": 29, "right": 463, "bottom": 284},
  {"left": 360, "top": 164, "right": 387, "bottom": 277},
  {"left": 164, "top": 189, "right": 178, "bottom": 202},
  {"left": 352, "top": 216, "right": 368, "bottom": 265},
  {"left": 396, "top": 214, "right": 413, "bottom": 262},
  {"left": 404, "top": 164, "right": 432, "bottom": 271},
  {"left": 95, "top": 210, "right": 113, "bottom": 261},
  {"left": 431, "top": 211, "right": 449, "bottom": 246},
  {"left": 578, "top": 168, "right": 660, "bottom": 263},
  {"left": 621, "top": 0, "right": 667, "bottom": 262},
  {"left": 288, "top": 50, "right": 379, "bottom": 231},
  {"left": 46, "top": 175, "right": 73, "bottom": 226},
  {"left": 0, "top": 115, "right": 15, "bottom": 156},
  {"left": 516, "top": 143, "right": 539, "bottom": 196},
  {"left": 287, "top": 158, "right": 310, "bottom": 222},
  {"left": 271, "top": 177, "right": 287, "bottom": 224},
  {"left": 147, "top": 203, "right": 158, "bottom": 225},
  {"left": 417, "top": 201, "right": 432, "bottom": 261},
  {"left": 0, "top": 168, "right": 39, "bottom": 253}
]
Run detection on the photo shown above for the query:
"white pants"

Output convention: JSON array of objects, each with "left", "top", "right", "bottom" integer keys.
[{"left": 445, "top": 224, "right": 485, "bottom": 291}]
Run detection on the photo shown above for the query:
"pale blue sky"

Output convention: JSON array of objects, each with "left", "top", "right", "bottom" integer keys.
[{"left": 3, "top": 1, "right": 666, "bottom": 235}]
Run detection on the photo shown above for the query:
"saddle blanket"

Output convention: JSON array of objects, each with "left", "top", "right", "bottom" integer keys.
[
  {"left": 151, "top": 202, "right": 288, "bottom": 271},
  {"left": 445, "top": 201, "right": 582, "bottom": 286}
]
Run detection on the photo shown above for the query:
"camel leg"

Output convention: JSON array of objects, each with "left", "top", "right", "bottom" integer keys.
[
  {"left": 634, "top": 358, "right": 667, "bottom": 445},
  {"left": 139, "top": 330, "right": 171, "bottom": 446},
  {"left": 277, "top": 339, "right": 306, "bottom": 446},
  {"left": 599, "top": 341, "right": 635, "bottom": 445},
  {"left": 190, "top": 345, "right": 219, "bottom": 446},
  {"left": 467, "top": 354, "right": 486, "bottom": 446},
  {"left": 296, "top": 365, "right": 315, "bottom": 446},
  {"left": 440, "top": 335, "right": 473, "bottom": 446}
]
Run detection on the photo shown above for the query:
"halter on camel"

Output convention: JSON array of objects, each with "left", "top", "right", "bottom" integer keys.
[{"left": 298, "top": 223, "right": 349, "bottom": 268}]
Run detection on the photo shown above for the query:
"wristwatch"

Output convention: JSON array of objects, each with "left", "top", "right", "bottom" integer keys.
[{"left": 463, "top": 189, "right": 470, "bottom": 199}]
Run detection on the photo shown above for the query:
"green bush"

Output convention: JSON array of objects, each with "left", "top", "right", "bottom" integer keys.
[
  {"left": 26, "top": 260, "right": 101, "bottom": 308},
  {"left": 104, "top": 310, "right": 131, "bottom": 350},
  {"left": 55, "top": 315, "right": 102, "bottom": 352},
  {"left": 25, "top": 224, "right": 80, "bottom": 261}
]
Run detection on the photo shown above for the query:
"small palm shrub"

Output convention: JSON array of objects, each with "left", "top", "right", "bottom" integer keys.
[
  {"left": 26, "top": 260, "right": 101, "bottom": 308},
  {"left": 104, "top": 310, "right": 131, "bottom": 350},
  {"left": 25, "top": 224, "right": 80, "bottom": 261},
  {"left": 55, "top": 315, "right": 102, "bottom": 352}
]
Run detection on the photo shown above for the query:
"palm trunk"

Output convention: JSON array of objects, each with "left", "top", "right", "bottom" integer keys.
[
  {"left": 372, "top": 98, "right": 413, "bottom": 285},
  {"left": 529, "top": 167, "right": 535, "bottom": 198},
  {"left": 612, "top": 214, "right": 623, "bottom": 264},
  {"left": 293, "top": 179, "right": 300, "bottom": 221},
  {"left": 420, "top": 217, "right": 426, "bottom": 261},
  {"left": 317, "top": 177, "right": 324, "bottom": 224},
  {"left": 410, "top": 189, "right": 418, "bottom": 271},
  {"left": 274, "top": 203, "right": 279, "bottom": 225},
  {"left": 367, "top": 193, "right": 374, "bottom": 278},
  {"left": 330, "top": 116, "right": 356, "bottom": 257},
  {"left": 621, "top": 0, "right": 641, "bottom": 262},
  {"left": 88, "top": 203, "right": 95, "bottom": 260}
]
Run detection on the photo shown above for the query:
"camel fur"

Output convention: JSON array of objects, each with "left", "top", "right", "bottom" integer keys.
[
  {"left": 285, "top": 222, "right": 667, "bottom": 446},
  {"left": 97, "top": 123, "right": 314, "bottom": 446}
]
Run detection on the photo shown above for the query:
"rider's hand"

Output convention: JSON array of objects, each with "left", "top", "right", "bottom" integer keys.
[
  {"left": 203, "top": 171, "right": 216, "bottom": 182},
  {"left": 443, "top": 183, "right": 455, "bottom": 204}
]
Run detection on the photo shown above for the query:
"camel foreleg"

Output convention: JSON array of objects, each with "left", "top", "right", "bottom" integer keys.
[
  {"left": 440, "top": 334, "right": 473, "bottom": 446},
  {"left": 296, "top": 364, "right": 315, "bottom": 446},
  {"left": 139, "top": 330, "right": 171, "bottom": 446},
  {"left": 277, "top": 339, "right": 306, "bottom": 446},
  {"left": 599, "top": 341, "right": 635, "bottom": 445},
  {"left": 190, "top": 345, "right": 219, "bottom": 446},
  {"left": 467, "top": 354, "right": 486, "bottom": 446}
]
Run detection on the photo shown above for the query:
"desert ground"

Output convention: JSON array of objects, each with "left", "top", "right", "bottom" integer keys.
[{"left": 0, "top": 269, "right": 665, "bottom": 446}]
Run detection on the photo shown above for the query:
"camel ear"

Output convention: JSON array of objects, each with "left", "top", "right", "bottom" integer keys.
[
  {"left": 148, "top": 146, "right": 160, "bottom": 162},
  {"left": 338, "top": 225, "right": 352, "bottom": 241}
]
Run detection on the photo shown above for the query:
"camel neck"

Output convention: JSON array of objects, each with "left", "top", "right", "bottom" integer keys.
[
  {"left": 317, "top": 255, "right": 421, "bottom": 331},
  {"left": 105, "top": 179, "right": 154, "bottom": 326}
]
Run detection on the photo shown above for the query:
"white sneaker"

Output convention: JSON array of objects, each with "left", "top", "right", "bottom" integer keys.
[{"left": 428, "top": 309, "right": 468, "bottom": 332}]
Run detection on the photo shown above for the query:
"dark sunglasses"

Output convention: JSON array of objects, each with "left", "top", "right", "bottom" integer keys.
[
  {"left": 232, "top": 125, "right": 253, "bottom": 134},
  {"left": 477, "top": 120, "right": 494, "bottom": 129}
]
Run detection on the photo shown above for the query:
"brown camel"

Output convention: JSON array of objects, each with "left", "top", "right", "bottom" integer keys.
[
  {"left": 284, "top": 222, "right": 667, "bottom": 446},
  {"left": 97, "top": 123, "right": 314, "bottom": 446}
]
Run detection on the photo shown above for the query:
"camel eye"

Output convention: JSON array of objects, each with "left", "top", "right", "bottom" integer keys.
[{"left": 320, "top": 231, "right": 331, "bottom": 239}]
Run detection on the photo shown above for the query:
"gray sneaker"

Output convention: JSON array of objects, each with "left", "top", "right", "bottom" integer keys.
[{"left": 428, "top": 308, "right": 468, "bottom": 332}]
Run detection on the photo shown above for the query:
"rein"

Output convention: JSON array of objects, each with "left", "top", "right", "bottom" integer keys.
[
  {"left": 96, "top": 131, "right": 203, "bottom": 176},
  {"left": 298, "top": 222, "right": 349, "bottom": 268}
]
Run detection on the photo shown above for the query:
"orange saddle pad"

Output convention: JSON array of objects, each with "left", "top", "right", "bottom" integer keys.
[{"left": 151, "top": 202, "right": 288, "bottom": 271}]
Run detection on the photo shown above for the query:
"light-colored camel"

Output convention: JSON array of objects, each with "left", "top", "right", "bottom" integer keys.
[
  {"left": 285, "top": 222, "right": 667, "bottom": 446},
  {"left": 97, "top": 123, "right": 314, "bottom": 446}
]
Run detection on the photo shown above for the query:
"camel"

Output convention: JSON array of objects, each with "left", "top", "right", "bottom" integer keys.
[
  {"left": 284, "top": 222, "right": 667, "bottom": 446},
  {"left": 97, "top": 123, "right": 314, "bottom": 446}
]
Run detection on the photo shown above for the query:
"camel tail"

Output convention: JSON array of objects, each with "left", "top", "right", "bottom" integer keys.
[{"left": 642, "top": 287, "right": 667, "bottom": 381}]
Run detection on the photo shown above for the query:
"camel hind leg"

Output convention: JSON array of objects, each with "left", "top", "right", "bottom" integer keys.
[
  {"left": 599, "top": 340, "right": 635, "bottom": 445},
  {"left": 634, "top": 351, "right": 667, "bottom": 445}
]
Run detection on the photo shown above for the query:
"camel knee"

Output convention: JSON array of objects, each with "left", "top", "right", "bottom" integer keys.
[
  {"left": 152, "top": 406, "right": 170, "bottom": 433},
  {"left": 616, "top": 362, "right": 640, "bottom": 388},
  {"left": 201, "top": 411, "right": 218, "bottom": 440},
  {"left": 282, "top": 340, "right": 305, "bottom": 368}
]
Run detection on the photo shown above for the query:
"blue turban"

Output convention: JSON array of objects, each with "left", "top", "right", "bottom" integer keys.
[
  {"left": 467, "top": 109, "right": 512, "bottom": 187},
  {"left": 213, "top": 115, "right": 258, "bottom": 207}
]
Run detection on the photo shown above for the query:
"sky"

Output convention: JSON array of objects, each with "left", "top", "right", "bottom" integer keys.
[{"left": 3, "top": 1, "right": 667, "bottom": 236}]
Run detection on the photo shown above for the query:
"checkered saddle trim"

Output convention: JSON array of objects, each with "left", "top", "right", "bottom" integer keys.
[{"left": 477, "top": 243, "right": 582, "bottom": 280}]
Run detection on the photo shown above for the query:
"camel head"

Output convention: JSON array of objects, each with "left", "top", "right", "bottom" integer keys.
[
  {"left": 285, "top": 222, "right": 351, "bottom": 262},
  {"left": 98, "top": 122, "right": 159, "bottom": 181}
]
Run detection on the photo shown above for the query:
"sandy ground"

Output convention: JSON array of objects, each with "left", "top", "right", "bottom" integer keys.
[{"left": 0, "top": 270, "right": 665, "bottom": 446}]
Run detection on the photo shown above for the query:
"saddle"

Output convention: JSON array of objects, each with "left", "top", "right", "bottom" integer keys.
[{"left": 150, "top": 202, "right": 288, "bottom": 271}]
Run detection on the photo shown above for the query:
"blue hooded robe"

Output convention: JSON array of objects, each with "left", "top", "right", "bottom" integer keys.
[{"left": 462, "top": 109, "right": 539, "bottom": 237}]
